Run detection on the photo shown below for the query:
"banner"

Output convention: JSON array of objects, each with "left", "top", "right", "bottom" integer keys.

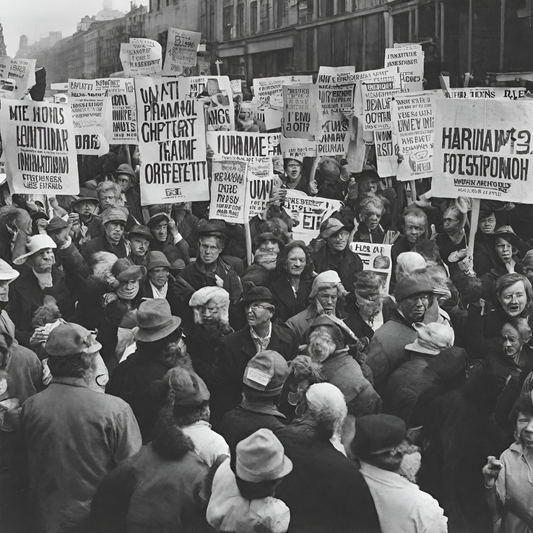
[
  {"left": 0, "top": 101, "right": 79, "bottom": 194},
  {"left": 361, "top": 70, "right": 402, "bottom": 132},
  {"left": 120, "top": 39, "right": 162, "bottom": 77},
  {"left": 349, "top": 241, "right": 393, "bottom": 292},
  {"left": 135, "top": 77, "right": 208, "bottom": 205},
  {"left": 448, "top": 87, "right": 527, "bottom": 100},
  {"left": 209, "top": 160, "right": 247, "bottom": 223},
  {"left": 318, "top": 112, "right": 350, "bottom": 156},
  {"left": 282, "top": 83, "right": 321, "bottom": 140},
  {"left": 162, "top": 28, "right": 201, "bottom": 75},
  {"left": 391, "top": 90, "right": 440, "bottom": 181},
  {"left": 284, "top": 190, "right": 342, "bottom": 244},
  {"left": 253, "top": 76, "right": 313, "bottom": 108},
  {"left": 317, "top": 66, "right": 356, "bottom": 115},
  {"left": 384, "top": 45, "right": 424, "bottom": 93},
  {"left": 70, "top": 97, "right": 111, "bottom": 155},
  {"left": 0, "top": 57, "right": 36, "bottom": 100},
  {"left": 432, "top": 98, "right": 533, "bottom": 202}
]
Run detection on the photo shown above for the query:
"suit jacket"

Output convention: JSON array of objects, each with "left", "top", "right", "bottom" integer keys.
[
  {"left": 80, "top": 234, "right": 129, "bottom": 266},
  {"left": 268, "top": 274, "right": 313, "bottom": 323},
  {"left": 212, "top": 323, "right": 298, "bottom": 427}
]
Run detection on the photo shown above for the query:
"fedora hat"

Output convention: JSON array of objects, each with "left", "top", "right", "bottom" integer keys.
[
  {"left": 45, "top": 322, "right": 102, "bottom": 358},
  {"left": 13, "top": 235, "right": 57, "bottom": 265},
  {"left": 133, "top": 299, "right": 181, "bottom": 342},
  {"left": 111, "top": 258, "right": 146, "bottom": 282},
  {"left": 241, "top": 284, "right": 273, "bottom": 304}
]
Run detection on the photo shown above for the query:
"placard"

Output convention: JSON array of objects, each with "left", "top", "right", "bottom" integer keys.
[
  {"left": 374, "top": 130, "right": 398, "bottom": 178},
  {"left": 282, "top": 83, "right": 321, "bottom": 140},
  {"left": 253, "top": 76, "right": 313, "bottom": 108},
  {"left": 0, "top": 57, "right": 36, "bottom": 100},
  {"left": 280, "top": 136, "right": 317, "bottom": 160},
  {"left": 163, "top": 28, "right": 201, "bottom": 74},
  {"left": 135, "top": 77, "right": 208, "bottom": 205},
  {"left": 0, "top": 101, "right": 79, "bottom": 194},
  {"left": 350, "top": 241, "right": 393, "bottom": 292},
  {"left": 245, "top": 176, "right": 274, "bottom": 219},
  {"left": 384, "top": 45, "right": 424, "bottom": 93},
  {"left": 361, "top": 71, "right": 402, "bottom": 132},
  {"left": 318, "top": 112, "right": 350, "bottom": 156},
  {"left": 207, "top": 131, "right": 281, "bottom": 161},
  {"left": 432, "top": 98, "right": 533, "bottom": 202},
  {"left": 317, "top": 66, "right": 356, "bottom": 115},
  {"left": 209, "top": 160, "right": 247, "bottom": 223},
  {"left": 120, "top": 39, "right": 162, "bottom": 77},
  {"left": 448, "top": 87, "right": 527, "bottom": 100},
  {"left": 70, "top": 97, "right": 111, "bottom": 155}
]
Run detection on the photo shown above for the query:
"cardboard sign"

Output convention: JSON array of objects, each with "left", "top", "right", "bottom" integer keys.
[
  {"left": 207, "top": 131, "right": 281, "bottom": 161},
  {"left": 209, "top": 160, "right": 247, "bottom": 223},
  {"left": 361, "top": 71, "right": 402, "bottom": 132},
  {"left": 120, "top": 39, "right": 162, "bottom": 77},
  {"left": 0, "top": 57, "right": 36, "bottom": 100},
  {"left": 282, "top": 83, "right": 321, "bottom": 140},
  {"left": 432, "top": 98, "right": 533, "bottom": 202},
  {"left": 280, "top": 136, "right": 317, "bottom": 160},
  {"left": 0, "top": 101, "right": 79, "bottom": 194},
  {"left": 350, "top": 241, "right": 393, "bottom": 292},
  {"left": 318, "top": 112, "right": 350, "bottom": 156},
  {"left": 448, "top": 87, "right": 527, "bottom": 100},
  {"left": 354, "top": 67, "right": 400, "bottom": 120},
  {"left": 317, "top": 66, "right": 356, "bottom": 115},
  {"left": 392, "top": 90, "right": 440, "bottom": 181},
  {"left": 253, "top": 76, "right": 313, "bottom": 108},
  {"left": 163, "top": 28, "right": 201, "bottom": 74},
  {"left": 69, "top": 97, "right": 111, "bottom": 155},
  {"left": 374, "top": 130, "right": 398, "bottom": 177},
  {"left": 384, "top": 46, "right": 424, "bottom": 93},
  {"left": 135, "top": 77, "right": 208, "bottom": 205},
  {"left": 284, "top": 190, "right": 342, "bottom": 244},
  {"left": 245, "top": 175, "right": 274, "bottom": 219}
]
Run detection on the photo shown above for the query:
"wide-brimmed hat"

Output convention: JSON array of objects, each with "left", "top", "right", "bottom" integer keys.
[
  {"left": 128, "top": 224, "right": 152, "bottom": 241},
  {"left": 101, "top": 206, "right": 128, "bottom": 225},
  {"left": 45, "top": 322, "right": 102, "bottom": 358},
  {"left": 405, "top": 322, "right": 455, "bottom": 355},
  {"left": 46, "top": 217, "right": 69, "bottom": 233},
  {"left": 352, "top": 414, "right": 406, "bottom": 456},
  {"left": 243, "top": 350, "right": 289, "bottom": 398},
  {"left": 494, "top": 225, "right": 520, "bottom": 250},
  {"left": 0, "top": 259, "right": 20, "bottom": 282},
  {"left": 167, "top": 367, "right": 210, "bottom": 406},
  {"left": 114, "top": 163, "right": 136, "bottom": 180},
  {"left": 13, "top": 235, "right": 57, "bottom": 265},
  {"left": 394, "top": 274, "right": 433, "bottom": 302},
  {"left": 143, "top": 251, "right": 170, "bottom": 271},
  {"left": 236, "top": 428, "right": 293, "bottom": 482},
  {"left": 71, "top": 189, "right": 99, "bottom": 207},
  {"left": 111, "top": 258, "right": 146, "bottom": 282},
  {"left": 133, "top": 298, "right": 181, "bottom": 342},
  {"left": 319, "top": 218, "right": 350, "bottom": 239}
]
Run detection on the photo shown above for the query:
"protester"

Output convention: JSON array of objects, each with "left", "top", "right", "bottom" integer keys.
[
  {"left": 353, "top": 196, "right": 387, "bottom": 244},
  {"left": 127, "top": 224, "right": 152, "bottom": 265},
  {"left": 391, "top": 206, "right": 428, "bottom": 267},
  {"left": 113, "top": 163, "right": 143, "bottom": 223},
  {"left": 140, "top": 251, "right": 178, "bottom": 310},
  {"left": 0, "top": 206, "right": 33, "bottom": 265},
  {"left": 20, "top": 323, "right": 141, "bottom": 532},
  {"left": 70, "top": 190, "right": 102, "bottom": 244},
  {"left": 474, "top": 208, "right": 498, "bottom": 276}
]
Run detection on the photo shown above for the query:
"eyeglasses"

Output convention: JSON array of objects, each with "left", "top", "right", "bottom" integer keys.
[{"left": 405, "top": 294, "right": 430, "bottom": 304}]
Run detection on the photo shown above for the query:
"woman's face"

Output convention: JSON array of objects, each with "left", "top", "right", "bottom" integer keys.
[
  {"left": 499, "top": 281, "right": 528, "bottom": 317},
  {"left": 479, "top": 214, "right": 496, "bottom": 235},
  {"left": 516, "top": 411, "right": 533, "bottom": 449},
  {"left": 501, "top": 323, "right": 523, "bottom": 359},
  {"left": 285, "top": 247, "right": 306, "bottom": 277}
]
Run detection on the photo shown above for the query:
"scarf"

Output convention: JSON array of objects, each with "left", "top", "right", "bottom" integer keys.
[{"left": 33, "top": 270, "right": 53, "bottom": 290}]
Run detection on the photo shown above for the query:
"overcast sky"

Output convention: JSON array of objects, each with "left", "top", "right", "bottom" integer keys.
[{"left": 2, "top": 0, "right": 135, "bottom": 57}]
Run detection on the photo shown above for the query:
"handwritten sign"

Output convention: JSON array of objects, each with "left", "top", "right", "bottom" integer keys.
[
  {"left": 0, "top": 57, "right": 36, "bottom": 100},
  {"left": 317, "top": 66, "right": 356, "bottom": 115},
  {"left": 0, "top": 101, "right": 79, "bottom": 194},
  {"left": 253, "top": 76, "right": 313, "bottom": 108},
  {"left": 209, "top": 160, "right": 247, "bottom": 223},
  {"left": 350, "top": 241, "right": 393, "bottom": 292},
  {"left": 69, "top": 97, "right": 111, "bottom": 155},
  {"left": 384, "top": 46, "right": 424, "bottom": 93},
  {"left": 163, "top": 28, "right": 201, "bottom": 74},
  {"left": 447, "top": 87, "right": 527, "bottom": 100},
  {"left": 120, "top": 39, "right": 162, "bottom": 77},
  {"left": 318, "top": 113, "right": 350, "bottom": 156},
  {"left": 282, "top": 83, "right": 320, "bottom": 140},
  {"left": 361, "top": 70, "right": 401, "bottom": 132}
]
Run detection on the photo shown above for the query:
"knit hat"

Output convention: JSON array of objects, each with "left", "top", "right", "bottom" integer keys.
[
  {"left": 243, "top": 350, "right": 289, "bottom": 398},
  {"left": 143, "top": 251, "right": 170, "bottom": 271},
  {"left": 13, "top": 235, "right": 57, "bottom": 265},
  {"left": 45, "top": 322, "right": 102, "bottom": 358},
  {"left": 0, "top": 259, "right": 20, "bottom": 282},
  {"left": 394, "top": 273, "right": 433, "bottom": 301},
  {"left": 405, "top": 322, "right": 455, "bottom": 355},
  {"left": 236, "top": 429, "right": 293, "bottom": 482},
  {"left": 352, "top": 414, "right": 406, "bottom": 456},
  {"left": 167, "top": 367, "right": 210, "bottom": 406},
  {"left": 101, "top": 206, "right": 128, "bottom": 225}
]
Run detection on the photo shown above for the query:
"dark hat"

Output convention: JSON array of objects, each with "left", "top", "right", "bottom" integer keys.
[
  {"left": 101, "top": 206, "right": 128, "bottom": 225},
  {"left": 46, "top": 216, "right": 68, "bottom": 233},
  {"left": 114, "top": 163, "right": 136, "bottom": 180},
  {"left": 198, "top": 220, "right": 227, "bottom": 241},
  {"left": 146, "top": 206, "right": 170, "bottom": 229},
  {"left": 71, "top": 189, "right": 99, "bottom": 206},
  {"left": 253, "top": 231, "right": 285, "bottom": 249},
  {"left": 243, "top": 350, "right": 290, "bottom": 398},
  {"left": 494, "top": 225, "right": 520, "bottom": 249},
  {"left": 241, "top": 284, "right": 273, "bottom": 304},
  {"left": 308, "top": 315, "right": 345, "bottom": 350},
  {"left": 111, "top": 258, "right": 146, "bottom": 283},
  {"left": 167, "top": 367, "right": 210, "bottom": 406},
  {"left": 143, "top": 251, "right": 170, "bottom": 271},
  {"left": 355, "top": 168, "right": 381, "bottom": 183},
  {"left": 394, "top": 274, "right": 433, "bottom": 302},
  {"left": 45, "top": 322, "right": 102, "bottom": 358},
  {"left": 128, "top": 224, "right": 153, "bottom": 241},
  {"left": 352, "top": 414, "right": 406, "bottom": 456},
  {"left": 319, "top": 218, "right": 349, "bottom": 239},
  {"left": 133, "top": 299, "right": 181, "bottom": 342},
  {"left": 317, "top": 158, "right": 341, "bottom": 184},
  {"left": 31, "top": 210, "right": 49, "bottom": 224}
]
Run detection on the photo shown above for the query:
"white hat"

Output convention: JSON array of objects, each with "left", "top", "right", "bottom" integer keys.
[
  {"left": 283, "top": 152, "right": 304, "bottom": 164},
  {"left": 0, "top": 259, "right": 19, "bottom": 282},
  {"left": 13, "top": 235, "right": 57, "bottom": 266},
  {"left": 405, "top": 322, "right": 455, "bottom": 355}
]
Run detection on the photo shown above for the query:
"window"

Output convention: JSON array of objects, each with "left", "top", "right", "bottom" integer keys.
[
  {"left": 260, "top": 0, "right": 269, "bottom": 32},
  {"left": 251, "top": 1, "right": 258, "bottom": 34},
  {"left": 223, "top": 6, "right": 233, "bottom": 41},
  {"left": 322, "top": 0, "right": 334, "bottom": 17},
  {"left": 276, "top": 0, "right": 287, "bottom": 28},
  {"left": 237, "top": 3, "right": 245, "bottom": 37},
  {"left": 338, "top": 0, "right": 346, "bottom": 14}
]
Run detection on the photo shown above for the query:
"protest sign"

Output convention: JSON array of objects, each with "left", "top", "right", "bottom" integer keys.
[
  {"left": 284, "top": 190, "right": 342, "bottom": 244},
  {"left": 349, "top": 241, "right": 393, "bottom": 292},
  {"left": 354, "top": 67, "right": 400, "bottom": 120},
  {"left": 318, "top": 113, "right": 350, "bottom": 156},
  {"left": 280, "top": 136, "right": 317, "bottom": 160},
  {"left": 361, "top": 69, "right": 402, "bottom": 132},
  {"left": 162, "top": 28, "right": 201, "bottom": 75},
  {"left": 448, "top": 87, "right": 527, "bottom": 100},
  {"left": 253, "top": 76, "right": 313, "bottom": 108},
  {"left": 209, "top": 160, "right": 247, "bottom": 223},
  {"left": 0, "top": 57, "right": 36, "bottom": 100},
  {"left": 374, "top": 130, "right": 398, "bottom": 177},
  {"left": 282, "top": 83, "right": 321, "bottom": 140},
  {"left": 245, "top": 175, "right": 274, "bottom": 219},
  {"left": 207, "top": 131, "right": 281, "bottom": 161},
  {"left": 135, "top": 77, "right": 208, "bottom": 205},
  {"left": 384, "top": 45, "right": 424, "bottom": 93},
  {"left": 0, "top": 101, "right": 79, "bottom": 194},
  {"left": 391, "top": 90, "right": 440, "bottom": 181},
  {"left": 120, "top": 39, "right": 162, "bottom": 77},
  {"left": 432, "top": 98, "right": 533, "bottom": 202},
  {"left": 230, "top": 79, "right": 243, "bottom": 97},
  {"left": 317, "top": 66, "right": 356, "bottom": 115},
  {"left": 69, "top": 97, "right": 111, "bottom": 156}
]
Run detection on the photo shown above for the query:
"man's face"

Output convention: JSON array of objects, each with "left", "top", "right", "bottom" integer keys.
[
  {"left": 495, "top": 237, "right": 513, "bottom": 263},
  {"left": 479, "top": 214, "right": 496, "bottom": 235},
  {"left": 499, "top": 281, "right": 528, "bottom": 317},
  {"left": 327, "top": 230, "right": 350, "bottom": 253},
  {"left": 501, "top": 323, "right": 523, "bottom": 359},
  {"left": 361, "top": 205, "right": 383, "bottom": 231},
  {"left": 443, "top": 213, "right": 462, "bottom": 235},
  {"left": 316, "top": 287, "right": 338, "bottom": 314},
  {"left": 197, "top": 302, "right": 224, "bottom": 326},
  {"left": 129, "top": 236, "right": 149, "bottom": 257},
  {"left": 285, "top": 160, "right": 302, "bottom": 181},
  {"left": 199, "top": 236, "right": 222, "bottom": 265},
  {"left": 285, "top": 246, "right": 306, "bottom": 276},
  {"left": 104, "top": 221, "right": 125, "bottom": 244},
  {"left": 74, "top": 200, "right": 97, "bottom": 219},
  {"left": 245, "top": 302, "right": 273, "bottom": 329},
  {"left": 399, "top": 293, "right": 430, "bottom": 322},
  {"left": 28, "top": 248, "right": 55, "bottom": 274},
  {"left": 258, "top": 239, "right": 280, "bottom": 254},
  {"left": 152, "top": 222, "right": 168, "bottom": 243},
  {"left": 0, "top": 280, "right": 10, "bottom": 302},
  {"left": 516, "top": 411, "right": 533, "bottom": 449},
  {"left": 115, "top": 174, "right": 132, "bottom": 193},
  {"left": 149, "top": 267, "right": 169, "bottom": 289},
  {"left": 359, "top": 179, "right": 378, "bottom": 195},
  {"left": 99, "top": 191, "right": 119, "bottom": 211},
  {"left": 116, "top": 279, "right": 139, "bottom": 300},
  {"left": 404, "top": 215, "right": 426, "bottom": 245}
]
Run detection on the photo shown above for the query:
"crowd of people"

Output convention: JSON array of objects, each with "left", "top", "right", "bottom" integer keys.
[{"left": 2, "top": 146, "right": 533, "bottom": 533}]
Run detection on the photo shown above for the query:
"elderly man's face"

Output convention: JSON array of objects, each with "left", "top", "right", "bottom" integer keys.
[
  {"left": 199, "top": 236, "right": 222, "bottom": 265},
  {"left": 115, "top": 174, "right": 132, "bottom": 193},
  {"left": 495, "top": 237, "right": 513, "bottom": 263},
  {"left": 361, "top": 205, "right": 383, "bottom": 231},
  {"left": 74, "top": 200, "right": 97, "bottom": 218},
  {"left": 516, "top": 411, "right": 533, "bottom": 449},
  {"left": 327, "top": 230, "right": 350, "bottom": 253},
  {"left": 258, "top": 239, "right": 280, "bottom": 254},
  {"left": 29, "top": 248, "right": 55, "bottom": 274},
  {"left": 129, "top": 236, "right": 149, "bottom": 258},
  {"left": 285, "top": 246, "right": 306, "bottom": 277},
  {"left": 443, "top": 213, "right": 462, "bottom": 235},
  {"left": 308, "top": 329, "right": 336, "bottom": 363},
  {"left": 404, "top": 215, "right": 426, "bottom": 245},
  {"left": 499, "top": 281, "right": 528, "bottom": 317},
  {"left": 316, "top": 287, "right": 338, "bottom": 314},
  {"left": 501, "top": 323, "right": 523, "bottom": 360},
  {"left": 245, "top": 302, "right": 273, "bottom": 329},
  {"left": 197, "top": 302, "right": 224, "bottom": 326},
  {"left": 99, "top": 191, "right": 119, "bottom": 211},
  {"left": 399, "top": 293, "right": 430, "bottom": 322},
  {"left": 479, "top": 214, "right": 496, "bottom": 235},
  {"left": 149, "top": 267, "right": 169, "bottom": 289},
  {"left": 104, "top": 221, "right": 125, "bottom": 245}
]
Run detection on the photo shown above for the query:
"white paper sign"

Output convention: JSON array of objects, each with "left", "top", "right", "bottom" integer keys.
[{"left": 163, "top": 28, "right": 201, "bottom": 74}]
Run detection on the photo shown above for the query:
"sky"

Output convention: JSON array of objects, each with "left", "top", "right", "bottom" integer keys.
[{"left": 1, "top": 0, "right": 135, "bottom": 57}]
